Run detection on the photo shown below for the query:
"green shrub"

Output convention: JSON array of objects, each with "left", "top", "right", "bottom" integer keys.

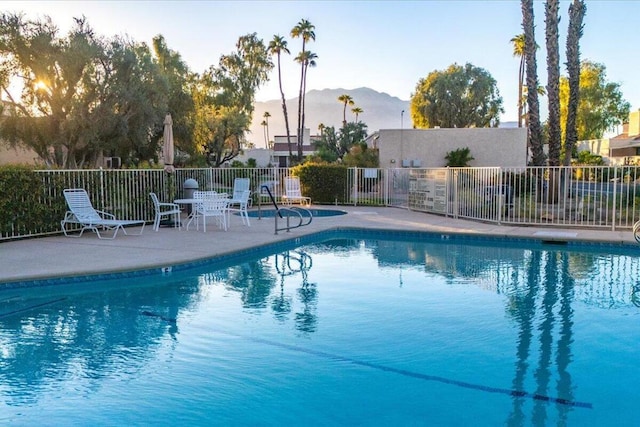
[{"left": 291, "top": 164, "right": 350, "bottom": 204}]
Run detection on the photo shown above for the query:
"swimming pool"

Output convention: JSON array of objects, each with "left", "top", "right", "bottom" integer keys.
[
  {"left": 246, "top": 208, "right": 347, "bottom": 218},
  {"left": 1, "top": 230, "right": 639, "bottom": 425}
]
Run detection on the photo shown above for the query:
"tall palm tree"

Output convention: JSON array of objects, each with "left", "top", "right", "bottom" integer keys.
[
  {"left": 510, "top": 34, "right": 526, "bottom": 128},
  {"left": 291, "top": 19, "right": 316, "bottom": 161},
  {"left": 268, "top": 35, "right": 293, "bottom": 158},
  {"left": 545, "top": 0, "right": 561, "bottom": 166},
  {"left": 521, "top": 0, "right": 545, "bottom": 166},
  {"left": 338, "top": 94, "right": 354, "bottom": 126},
  {"left": 295, "top": 49, "right": 317, "bottom": 159},
  {"left": 263, "top": 111, "right": 271, "bottom": 148},
  {"left": 261, "top": 119, "right": 268, "bottom": 148},
  {"left": 564, "top": 0, "right": 586, "bottom": 166},
  {"left": 352, "top": 106, "right": 363, "bottom": 122}
]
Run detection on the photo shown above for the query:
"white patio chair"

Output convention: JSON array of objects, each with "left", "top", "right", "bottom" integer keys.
[
  {"left": 227, "top": 189, "right": 251, "bottom": 226},
  {"left": 282, "top": 176, "right": 311, "bottom": 206},
  {"left": 187, "top": 191, "right": 229, "bottom": 232},
  {"left": 150, "top": 192, "right": 182, "bottom": 232},
  {"left": 61, "top": 188, "right": 145, "bottom": 239}
]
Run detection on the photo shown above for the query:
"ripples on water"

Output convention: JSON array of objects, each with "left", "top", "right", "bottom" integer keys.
[{"left": 1, "top": 235, "right": 639, "bottom": 425}]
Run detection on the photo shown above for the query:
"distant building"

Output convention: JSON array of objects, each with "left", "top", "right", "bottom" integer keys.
[
  {"left": 578, "top": 110, "right": 640, "bottom": 165},
  {"left": 233, "top": 148, "right": 272, "bottom": 167},
  {"left": 366, "top": 128, "right": 527, "bottom": 168},
  {"left": 272, "top": 128, "right": 319, "bottom": 167}
]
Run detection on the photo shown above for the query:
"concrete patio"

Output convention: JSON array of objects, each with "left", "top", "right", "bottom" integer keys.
[{"left": 1, "top": 206, "right": 637, "bottom": 284}]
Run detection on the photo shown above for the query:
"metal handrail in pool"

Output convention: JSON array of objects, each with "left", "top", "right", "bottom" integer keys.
[{"left": 259, "top": 184, "right": 313, "bottom": 235}]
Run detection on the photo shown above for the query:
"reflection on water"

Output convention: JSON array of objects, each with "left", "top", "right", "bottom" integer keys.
[{"left": 0, "top": 235, "right": 638, "bottom": 423}]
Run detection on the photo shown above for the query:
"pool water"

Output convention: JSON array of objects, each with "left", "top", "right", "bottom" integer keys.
[
  {"left": 245, "top": 208, "right": 347, "bottom": 218},
  {"left": 1, "top": 231, "right": 639, "bottom": 425}
]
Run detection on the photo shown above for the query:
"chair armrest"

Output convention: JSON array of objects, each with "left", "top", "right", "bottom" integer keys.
[
  {"left": 61, "top": 211, "right": 80, "bottom": 224},
  {"left": 95, "top": 210, "right": 116, "bottom": 220},
  {"left": 158, "top": 202, "right": 181, "bottom": 209}
]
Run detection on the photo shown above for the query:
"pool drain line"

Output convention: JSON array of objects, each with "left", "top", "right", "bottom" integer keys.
[
  {"left": 139, "top": 313, "right": 593, "bottom": 409},
  {"left": 0, "top": 297, "right": 67, "bottom": 319},
  {"left": 233, "top": 332, "right": 593, "bottom": 409}
]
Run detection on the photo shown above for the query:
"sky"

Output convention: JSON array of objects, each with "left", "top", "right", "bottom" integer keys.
[{"left": 3, "top": 0, "right": 639, "bottom": 125}]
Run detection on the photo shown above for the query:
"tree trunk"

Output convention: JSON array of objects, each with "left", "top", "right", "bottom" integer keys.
[
  {"left": 564, "top": 0, "right": 586, "bottom": 165},
  {"left": 522, "top": 0, "right": 545, "bottom": 166},
  {"left": 545, "top": 0, "right": 561, "bottom": 167}
]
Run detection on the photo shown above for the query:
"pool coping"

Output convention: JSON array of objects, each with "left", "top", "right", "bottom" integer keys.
[{"left": 3, "top": 223, "right": 639, "bottom": 290}]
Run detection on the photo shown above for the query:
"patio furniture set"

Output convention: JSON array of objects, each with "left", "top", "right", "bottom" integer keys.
[{"left": 60, "top": 177, "right": 311, "bottom": 239}]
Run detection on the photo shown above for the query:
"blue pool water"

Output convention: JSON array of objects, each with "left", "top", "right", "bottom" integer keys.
[
  {"left": 246, "top": 208, "right": 347, "bottom": 218},
  {"left": 1, "top": 230, "right": 639, "bottom": 425}
]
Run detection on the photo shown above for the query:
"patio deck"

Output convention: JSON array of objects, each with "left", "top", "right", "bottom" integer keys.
[{"left": 1, "top": 206, "right": 636, "bottom": 284}]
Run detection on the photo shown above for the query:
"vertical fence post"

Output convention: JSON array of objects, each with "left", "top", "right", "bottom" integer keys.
[
  {"left": 352, "top": 167, "right": 358, "bottom": 206},
  {"left": 612, "top": 166, "right": 618, "bottom": 231},
  {"left": 99, "top": 167, "right": 105, "bottom": 210}
]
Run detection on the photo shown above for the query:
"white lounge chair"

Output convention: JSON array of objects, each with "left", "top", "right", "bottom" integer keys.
[
  {"left": 282, "top": 176, "right": 311, "bottom": 206},
  {"left": 61, "top": 188, "right": 145, "bottom": 239},
  {"left": 150, "top": 192, "right": 182, "bottom": 231}
]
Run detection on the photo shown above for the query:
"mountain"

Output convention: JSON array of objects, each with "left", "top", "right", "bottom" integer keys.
[{"left": 248, "top": 87, "right": 411, "bottom": 147}]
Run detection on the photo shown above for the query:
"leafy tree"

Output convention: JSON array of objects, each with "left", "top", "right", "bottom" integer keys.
[
  {"left": 209, "top": 33, "right": 272, "bottom": 117},
  {"left": 560, "top": 61, "right": 630, "bottom": 142},
  {"left": 342, "top": 143, "right": 379, "bottom": 167},
  {"left": 444, "top": 147, "right": 474, "bottom": 167},
  {"left": 338, "top": 94, "right": 354, "bottom": 125},
  {"left": 152, "top": 35, "right": 196, "bottom": 157},
  {"left": 545, "top": 0, "right": 561, "bottom": 166},
  {"left": 291, "top": 19, "right": 316, "bottom": 162},
  {"left": 521, "top": 0, "right": 545, "bottom": 166},
  {"left": 313, "top": 121, "right": 368, "bottom": 163},
  {"left": 563, "top": 0, "right": 587, "bottom": 165},
  {"left": 194, "top": 33, "right": 273, "bottom": 167},
  {"left": 410, "top": 63, "right": 503, "bottom": 128},
  {"left": 268, "top": 35, "right": 293, "bottom": 158},
  {"left": 0, "top": 13, "right": 168, "bottom": 168},
  {"left": 193, "top": 104, "right": 249, "bottom": 167}
]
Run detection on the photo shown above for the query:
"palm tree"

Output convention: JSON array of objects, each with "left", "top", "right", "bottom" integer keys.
[
  {"left": 263, "top": 111, "right": 271, "bottom": 149},
  {"left": 521, "top": 0, "right": 545, "bottom": 166},
  {"left": 545, "top": 0, "right": 561, "bottom": 167},
  {"left": 295, "top": 49, "right": 317, "bottom": 159},
  {"left": 564, "top": 0, "right": 586, "bottom": 166},
  {"left": 338, "top": 94, "right": 354, "bottom": 126},
  {"left": 268, "top": 35, "right": 293, "bottom": 159},
  {"left": 291, "top": 19, "right": 316, "bottom": 161},
  {"left": 510, "top": 34, "right": 526, "bottom": 128},
  {"left": 261, "top": 119, "right": 268, "bottom": 148},
  {"left": 352, "top": 106, "right": 363, "bottom": 122}
]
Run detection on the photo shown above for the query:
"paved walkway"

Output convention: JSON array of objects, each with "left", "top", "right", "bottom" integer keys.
[{"left": 1, "top": 206, "right": 636, "bottom": 284}]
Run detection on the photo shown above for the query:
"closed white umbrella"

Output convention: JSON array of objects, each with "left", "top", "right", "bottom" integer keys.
[{"left": 163, "top": 113, "right": 175, "bottom": 173}]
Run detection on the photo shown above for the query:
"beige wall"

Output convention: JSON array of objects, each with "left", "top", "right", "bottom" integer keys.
[
  {"left": 0, "top": 144, "right": 41, "bottom": 166},
  {"left": 375, "top": 128, "right": 527, "bottom": 168},
  {"left": 577, "top": 139, "right": 610, "bottom": 158}
]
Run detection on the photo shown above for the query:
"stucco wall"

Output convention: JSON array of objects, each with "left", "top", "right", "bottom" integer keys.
[
  {"left": 577, "top": 139, "right": 610, "bottom": 158},
  {"left": 0, "top": 144, "right": 41, "bottom": 166},
  {"left": 376, "top": 128, "right": 527, "bottom": 168},
  {"left": 233, "top": 148, "right": 272, "bottom": 167}
]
